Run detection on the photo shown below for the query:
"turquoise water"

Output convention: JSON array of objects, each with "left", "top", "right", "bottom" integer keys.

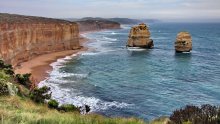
[{"left": 40, "top": 23, "right": 220, "bottom": 120}]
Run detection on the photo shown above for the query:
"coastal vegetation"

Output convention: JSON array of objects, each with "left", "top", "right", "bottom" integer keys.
[
  {"left": 170, "top": 104, "right": 220, "bottom": 124},
  {"left": 0, "top": 60, "right": 146, "bottom": 124}
]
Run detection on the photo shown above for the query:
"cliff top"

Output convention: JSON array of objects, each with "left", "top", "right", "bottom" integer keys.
[
  {"left": 129, "top": 23, "right": 150, "bottom": 37},
  {"left": 177, "top": 31, "right": 191, "bottom": 38},
  {"left": 76, "top": 19, "right": 120, "bottom": 25},
  {"left": 0, "top": 13, "right": 76, "bottom": 24}
]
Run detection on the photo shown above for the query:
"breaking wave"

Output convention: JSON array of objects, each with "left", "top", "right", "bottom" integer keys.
[
  {"left": 39, "top": 41, "right": 133, "bottom": 113},
  {"left": 103, "top": 36, "right": 117, "bottom": 41}
]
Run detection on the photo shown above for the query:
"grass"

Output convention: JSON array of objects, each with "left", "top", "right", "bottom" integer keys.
[
  {"left": 0, "top": 96, "right": 146, "bottom": 124},
  {"left": 0, "top": 71, "right": 10, "bottom": 81}
]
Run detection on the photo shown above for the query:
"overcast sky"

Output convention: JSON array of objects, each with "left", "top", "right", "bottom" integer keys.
[{"left": 0, "top": 0, "right": 220, "bottom": 22}]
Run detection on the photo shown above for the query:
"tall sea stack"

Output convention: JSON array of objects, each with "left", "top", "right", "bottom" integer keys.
[
  {"left": 175, "top": 32, "right": 192, "bottom": 52},
  {"left": 127, "top": 23, "right": 154, "bottom": 49}
]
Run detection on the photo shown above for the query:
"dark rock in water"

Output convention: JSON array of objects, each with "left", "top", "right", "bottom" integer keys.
[
  {"left": 85, "top": 105, "right": 90, "bottom": 113},
  {"left": 175, "top": 32, "right": 192, "bottom": 52},
  {"left": 127, "top": 23, "right": 154, "bottom": 49}
]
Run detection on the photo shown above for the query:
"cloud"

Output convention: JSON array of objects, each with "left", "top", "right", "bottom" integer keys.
[{"left": 0, "top": 0, "right": 219, "bottom": 22}]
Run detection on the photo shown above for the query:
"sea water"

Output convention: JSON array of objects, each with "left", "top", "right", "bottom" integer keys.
[{"left": 39, "top": 23, "right": 220, "bottom": 120}]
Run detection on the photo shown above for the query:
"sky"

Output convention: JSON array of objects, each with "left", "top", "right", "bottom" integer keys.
[{"left": 0, "top": 0, "right": 220, "bottom": 22}]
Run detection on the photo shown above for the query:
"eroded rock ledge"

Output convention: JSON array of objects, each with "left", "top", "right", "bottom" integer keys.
[{"left": 0, "top": 13, "right": 81, "bottom": 66}]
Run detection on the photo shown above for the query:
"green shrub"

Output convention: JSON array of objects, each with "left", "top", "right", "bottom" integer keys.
[
  {"left": 170, "top": 104, "right": 220, "bottom": 124},
  {"left": 16, "top": 73, "right": 32, "bottom": 88},
  {"left": 29, "top": 86, "right": 51, "bottom": 103},
  {"left": 48, "top": 99, "right": 59, "bottom": 109},
  {"left": 3, "top": 64, "right": 13, "bottom": 69},
  {"left": 58, "top": 104, "right": 80, "bottom": 112},
  {"left": 0, "top": 60, "right": 13, "bottom": 69},
  {"left": 0, "top": 60, "right": 5, "bottom": 69},
  {"left": 0, "top": 71, "right": 10, "bottom": 81},
  {"left": 0, "top": 79, "right": 9, "bottom": 96},
  {"left": 3, "top": 68, "right": 14, "bottom": 75}
]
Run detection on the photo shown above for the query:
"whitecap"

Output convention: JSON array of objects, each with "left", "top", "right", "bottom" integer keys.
[
  {"left": 39, "top": 30, "right": 133, "bottom": 114},
  {"left": 151, "top": 37, "right": 168, "bottom": 40},
  {"left": 121, "top": 25, "right": 131, "bottom": 29},
  {"left": 81, "top": 52, "right": 99, "bottom": 56},
  {"left": 103, "top": 36, "right": 117, "bottom": 41},
  {"left": 66, "top": 96, "right": 134, "bottom": 112},
  {"left": 50, "top": 87, "right": 134, "bottom": 112},
  {"left": 40, "top": 73, "right": 133, "bottom": 113},
  {"left": 127, "top": 47, "right": 147, "bottom": 51}
]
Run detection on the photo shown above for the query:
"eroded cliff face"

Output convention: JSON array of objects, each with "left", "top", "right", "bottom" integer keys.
[
  {"left": 76, "top": 20, "right": 120, "bottom": 32},
  {"left": 0, "top": 13, "right": 80, "bottom": 66},
  {"left": 175, "top": 32, "right": 192, "bottom": 52},
  {"left": 127, "top": 23, "right": 154, "bottom": 48}
]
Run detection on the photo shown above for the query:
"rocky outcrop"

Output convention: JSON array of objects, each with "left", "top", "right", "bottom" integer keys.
[
  {"left": 76, "top": 19, "right": 120, "bottom": 32},
  {"left": 175, "top": 32, "right": 192, "bottom": 52},
  {"left": 127, "top": 23, "right": 154, "bottom": 48},
  {"left": 0, "top": 13, "right": 80, "bottom": 66}
]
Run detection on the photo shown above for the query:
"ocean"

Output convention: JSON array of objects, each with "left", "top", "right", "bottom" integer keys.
[{"left": 39, "top": 23, "right": 220, "bottom": 120}]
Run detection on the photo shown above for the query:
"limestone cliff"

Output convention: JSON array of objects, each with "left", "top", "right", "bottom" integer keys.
[
  {"left": 76, "top": 20, "right": 120, "bottom": 32},
  {"left": 0, "top": 13, "right": 80, "bottom": 66},
  {"left": 127, "top": 23, "right": 154, "bottom": 48},
  {"left": 175, "top": 32, "right": 192, "bottom": 52}
]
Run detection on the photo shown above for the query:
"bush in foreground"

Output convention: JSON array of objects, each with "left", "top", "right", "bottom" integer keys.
[
  {"left": 0, "top": 79, "right": 9, "bottom": 96},
  {"left": 30, "top": 86, "right": 51, "bottom": 103},
  {"left": 48, "top": 99, "right": 59, "bottom": 109},
  {"left": 0, "top": 60, "right": 13, "bottom": 70},
  {"left": 16, "top": 73, "right": 32, "bottom": 88},
  {"left": 58, "top": 104, "right": 80, "bottom": 112},
  {"left": 170, "top": 104, "right": 220, "bottom": 124}
]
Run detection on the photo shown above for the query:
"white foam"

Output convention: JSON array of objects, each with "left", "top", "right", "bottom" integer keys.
[
  {"left": 48, "top": 84, "right": 133, "bottom": 112},
  {"left": 127, "top": 47, "right": 147, "bottom": 51},
  {"left": 111, "top": 32, "right": 116, "bottom": 35},
  {"left": 121, "top": 25, "right": 131, "bottom": 29},
  {"left": 68, "top": 96, "right": 133, "bottom": 112},
  {"left": 151, "top": 37, "right": 168, "bottom": 40},
  {"left": 40, "top": 71, "right": 133, "bottom": 113},
  {"left": 85, "top": 38, "right": 116, "bottom": 54},
  {"left": 103, "top": 36, "right": 117, "bottom": 41},
  {"left": 39, "top": 31, "right": 133, "bottom": 113},
  {"left": 81, "top": 52, "right": 99, "bottom": 56}
]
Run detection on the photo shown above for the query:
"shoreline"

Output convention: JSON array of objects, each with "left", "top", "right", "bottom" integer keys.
[
  {"left": 14, "top": 29, "right": 119, "bottom": 85},
  {"left": 15, "top": 36, "right": 89, "bottom": 84}
]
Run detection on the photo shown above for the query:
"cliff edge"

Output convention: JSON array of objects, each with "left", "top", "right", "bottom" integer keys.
[
  {"left": 0, "top": 13, "right": 81, "bottom": 66},
  {"left": 76, "top": 19, "right": 121, "bottom": 33}
]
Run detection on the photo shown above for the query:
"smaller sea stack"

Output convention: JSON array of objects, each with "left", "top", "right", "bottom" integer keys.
[
  {"left": 127, "top": 23, "right": 154, "bottom": 49},
  {"left": 175, "top": 32, "right": 192, "bottom": 52}
]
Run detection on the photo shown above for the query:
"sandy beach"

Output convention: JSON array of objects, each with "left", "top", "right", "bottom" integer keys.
[{"left": 15, "top": 36, "right": 88, "bottom": 84}]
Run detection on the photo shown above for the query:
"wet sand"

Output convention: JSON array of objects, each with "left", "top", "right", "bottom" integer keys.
[{"left": 15, "top": 36, "right": 88, "bottom": 84}]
